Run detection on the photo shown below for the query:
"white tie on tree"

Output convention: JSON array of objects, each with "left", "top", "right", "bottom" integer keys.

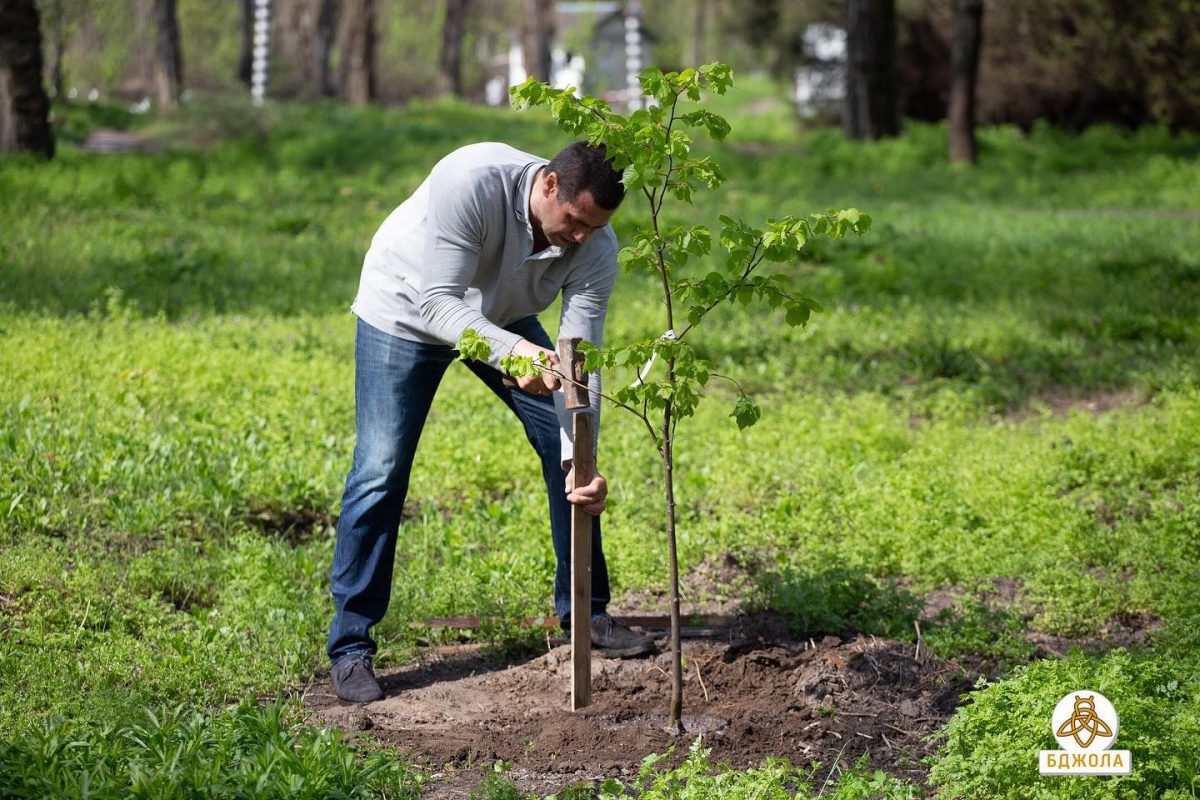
[{"left": 251, "top": 0, "right": 271, "bottom": 105}]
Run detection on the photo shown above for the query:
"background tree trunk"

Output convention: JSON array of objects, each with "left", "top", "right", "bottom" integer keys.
[
  {"left": 49, "top": 0, "right": 65, "bottom": 99},
  {"left": 521, "top": 0, "right": 553, "bottom": 83},
  {"left": 439, "top": 0, "right": 471, "bottom": 96},
  {"left": 153, "top": 0, "right": 183, "bottom": 109},
  {"left": 843, "top": 0, "right": 899, "bottom": 139},
  {"left": 0, "top": 0, "right": 55, "bottom": 158},
  {"left": 337, "top": 0, "right": 375, "bottom": 105},
  {"left": 286, "top": 0, "right": 317, "bottom": 89},
  {"left": 238, "top": 0, "right": 253, "bottom": 86},
  {"left": 690, "top": 0, "right": 707, "bottom": 68},
  {"left": 316, "top": 0, "right": 337, "bottom": 97},
  {"left": 948, "top": 0, "right": 983, "bottom": 163}
]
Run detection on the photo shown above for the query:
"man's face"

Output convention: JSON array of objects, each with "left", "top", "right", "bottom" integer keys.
[{"left": 539, "top": 172, "right": 616, "bottom": 247}]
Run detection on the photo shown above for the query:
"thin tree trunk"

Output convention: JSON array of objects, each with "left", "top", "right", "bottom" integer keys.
[
  {"left": 662, "top": 396, "right": 684, "bottom": 735},
  {"left": 843, "top": 0, "right": 899, "bottom": 139},
  {"left": 690, "top": 0, "right": 707, "bottom": 68},
  {"left": 337, "top": 0, "right": 374, "bottom": 105},
  {"left": 651, "top": 206, "right": 684, "bottom": 735},
  {"left": 440, "top": 0, "right": 472, "bottom": 96},
  {"left": 522, "top": 0, "right": 553, "bottom": 82},
  {"left": 948, "top": 0, "right": 983, "bottom": 163},
  {"left": 153, "top": 0, "right": 183, "bottom": 109},
  {"left": 316, "top": 0, "right": 337, "bottom": 97},
  {"left": 49, "top": 0, "right": 64, "bottom": 99},
  {"left": 238, "top": 0, "right": 253, "bottom": 86},
  {"left": 0, "top": 0, "right": 54, "bottom": 158}
]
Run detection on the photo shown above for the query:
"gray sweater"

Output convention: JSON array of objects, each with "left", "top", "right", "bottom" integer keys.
[{"left": 352, "top": 142, "right": 618, "bottom": 464}]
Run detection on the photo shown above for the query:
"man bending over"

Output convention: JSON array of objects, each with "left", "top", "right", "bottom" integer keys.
[{"left": 328, "top": 141, "right": 655, "bottom": 704}]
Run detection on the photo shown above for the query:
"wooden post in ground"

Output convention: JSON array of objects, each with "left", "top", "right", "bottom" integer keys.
[{"left": 558, "top": 336, "right": 592, "bottom": 710}]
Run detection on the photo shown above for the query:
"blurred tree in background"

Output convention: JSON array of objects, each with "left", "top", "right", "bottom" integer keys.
[
  {"left": 974, "top": 0, "right": 1200, "bottom": 130},
  {"left": 728, "top": 0, "right": 1200, "bottom": 131},
  {"left": 521, "top": 0, "right": 553, "bottom": 82},
  {"left": 844, "top": 0, "right": 900, "bottom": 139},
  {"left": 15, "top": 0, "right": 1200, "bottom": 131},
  {"left": 947, "top": 0, "right": 982, "bottom": 162},
  {"left": 151, "top": 0, "right": 182, "bottom": 109},
  {"left": 438, "top": 0, "right": 470, "bottom": 96},
  {"left": 1, "top": 0, "right": 55, "bottom": 158},
  {"left": 337, "top": 0, "right": 376, "bottom": 104}
]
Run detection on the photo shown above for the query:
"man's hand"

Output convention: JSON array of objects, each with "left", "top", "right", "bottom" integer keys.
[
  {"left": 510, "top": 338, "right": 561, "bottom": 395},
  {"left": 566, "top": 468, "right": 607, "bottom": 516}
]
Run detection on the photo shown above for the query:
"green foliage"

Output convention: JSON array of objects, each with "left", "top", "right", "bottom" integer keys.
[
  {"left": 509, "top": 64, "right": 868, "bottom": 443},
  {"left": 0, "top": 698, "right": 423, "bottom": 799},
  {"left": 3, "top": 91, "right": 1200, "bottom": 793},
  {"left": 929, "top": 650, "right": 1200, "bottom": 799},
  {"left": 457, "top": 328, "right": 495, "bottom": 363},
  {"left": 508, "top": 65, "right": 871, "bottom": 732},
  {"left": 465, "top": 742, "right": 921, "bottom": 799},
  {"left": 924, "top": 599, "right": 1036, "bottom": 671},
  {"left": 761, "top": 566, "right": 921, "bottom": 639},
  {"left": 591, "top": 738, "right": 919, "bottom": 799},
  {"left": 471, "top": 770, "right": 529, "bottom": 800}
]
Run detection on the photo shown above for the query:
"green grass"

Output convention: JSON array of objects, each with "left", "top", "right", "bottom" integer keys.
[
  {"left": 2, "top": 81, "right": 1199, "bottom": 797},
  {"left": 0, "top": 699, "right": 424, "bottom": 799}
]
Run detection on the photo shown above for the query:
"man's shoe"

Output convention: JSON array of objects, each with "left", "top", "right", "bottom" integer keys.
[
  {"left": 331, "top": 653, "right": 384, "bottom": 703},
  {"left": 589, "top": 613, "right": 656, "bottom": 658}
]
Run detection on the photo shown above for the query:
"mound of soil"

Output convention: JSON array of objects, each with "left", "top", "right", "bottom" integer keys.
[{"left": 306, "top": 614, "right": 973, "bottom": 797}]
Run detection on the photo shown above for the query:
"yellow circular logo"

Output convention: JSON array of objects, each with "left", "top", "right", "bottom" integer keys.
[{"left": 1051, "top": 691, "right": 1119, "bottom": 752}]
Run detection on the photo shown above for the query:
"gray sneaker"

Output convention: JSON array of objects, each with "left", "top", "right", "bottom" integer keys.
[
  {"left": 589, "top": 613, "right": 656, "bottom": 658},
  {"left": 331, "top": 653, "right": 384, "bottom": 703}
]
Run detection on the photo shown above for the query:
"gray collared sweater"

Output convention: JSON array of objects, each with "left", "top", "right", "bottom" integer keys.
[{"left": 351, "top": 142, "right": 618, "bottom": 465}]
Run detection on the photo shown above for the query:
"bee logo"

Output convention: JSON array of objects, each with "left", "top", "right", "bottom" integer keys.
[
  {"left": 1055, "top": 694, "right": 1114, "bottom": 749},
  {"left": 1039, "top": 690, "right": 1130, "bottom": 776}
]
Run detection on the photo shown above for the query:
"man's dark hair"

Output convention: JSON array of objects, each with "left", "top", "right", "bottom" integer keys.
[{"left": 546, "top": 141, "right": 625, "bottom": 210}]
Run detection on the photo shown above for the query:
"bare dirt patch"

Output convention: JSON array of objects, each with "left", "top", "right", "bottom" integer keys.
[
  {"left": 917, "top": 576, "right": 1163, "bottom": 663},
  {"left": 306, "top": 613, "right": 972, "bottom": 798},
  {"left": 1015, "top": 387, "right": 1148, "bottom": 420},
  {"left": 1026, "top": 610, "right": 1164, "bottom": 659}
]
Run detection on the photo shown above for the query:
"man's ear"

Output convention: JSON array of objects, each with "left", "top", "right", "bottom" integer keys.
[{"left": 542, "top": 170, "right": 558, "bottom": 197}]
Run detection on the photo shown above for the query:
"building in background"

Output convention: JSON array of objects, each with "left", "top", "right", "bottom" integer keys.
[
  {"left": 484, "top": 1, "right": 653, "bottom": 109},
  {"left": 793, "top": 22, "right": 846, "bottom": 120}
]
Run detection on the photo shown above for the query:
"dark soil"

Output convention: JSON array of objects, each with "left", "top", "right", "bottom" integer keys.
[
  {"left": 306, "top": 613, "right": 971, "bottom": 798},
  {"left": 917, "top": 575, "right": 1164, "bottom": 661},
  {"left": 1026, "top": 610, "right": 1164, "bottom": 658},
  {"left": 246, "top": 502, "right": 335, "bottom": 545}
]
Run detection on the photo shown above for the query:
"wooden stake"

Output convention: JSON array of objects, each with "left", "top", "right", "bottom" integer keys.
[
  {"left": 557, "top": 336, "right": 588, "bottom": 409},
  {"left": 570, "top": 407, "right": 594, "bottom": 710},
  {"left": 558, "top": 335, "right": 593, "bottom": 710}
]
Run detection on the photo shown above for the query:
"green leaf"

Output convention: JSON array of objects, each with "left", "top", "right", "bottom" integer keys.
[
  {"left": 500, "top": 353, "right": 544, "bottom": 378},
  {"left": 785, "top": 302, "right": 811, "bottom": 327},
  {"left": 731, "top": 393, "right": 761, "bottom": 430},
  {"left": 621, "top": 163, "right": 644, "bottom": 192},
  {"left": 455, "top": 329, "right": 492, "bottom": 362},
  {"left": 578, "top": 340, "right": 602, "bottom": 371},
  {"left": 699, "top": 62, "right": 734, "bottom": 95},
  {"left": 638, "top": 67, "right": 665, "bottom": 99}
]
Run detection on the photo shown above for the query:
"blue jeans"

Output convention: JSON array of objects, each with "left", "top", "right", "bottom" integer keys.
[{"left": 327, "top": 316, "right": 611, "bottom": 662}]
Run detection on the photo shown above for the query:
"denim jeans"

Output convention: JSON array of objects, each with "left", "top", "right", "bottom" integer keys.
[{"left": 327, "top": 316, "right": 611, "bottom": 662}]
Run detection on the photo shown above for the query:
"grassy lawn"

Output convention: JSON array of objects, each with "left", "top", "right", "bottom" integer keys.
[{"left": 1, "top": 82, "right": 1199, "bottom": 797}]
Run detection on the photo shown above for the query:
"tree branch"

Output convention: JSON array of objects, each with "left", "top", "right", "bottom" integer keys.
[
  {"left": 540, "top": 365, "right": 661, "bottom": 449},
  {"left": 675, "top": 239, "right": 765, "bottom": 341}
]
